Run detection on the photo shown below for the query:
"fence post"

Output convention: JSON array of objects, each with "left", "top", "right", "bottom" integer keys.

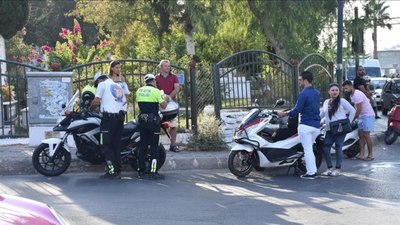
[
  {"left": 212, "top": 64, "right": 221, "bottom": 119},
  {"left": 189, "top": 59, "right": 197, "bottom": 134},
  {"left": 292, "top": 60, "right": 299, "bottom": 101}
]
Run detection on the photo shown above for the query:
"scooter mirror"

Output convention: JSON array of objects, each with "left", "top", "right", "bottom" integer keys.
[{"left": 274, "top": 99, "right": 285, "bottom": 107}]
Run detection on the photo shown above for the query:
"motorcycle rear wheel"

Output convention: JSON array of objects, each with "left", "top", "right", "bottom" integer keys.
[
  {"left": 130, "top": 144, "right": 166, "bottom": 172},
  {"left": 297, "top": 143, "right": 323, "bottom": 174},
  {"left": 32, "top": 143, "right": 71, "bottom": 176},
  {"left": 384, "top": 127, "right": 398, "bottom": 145},
  {"left": 228, "top": 150, "right": 254, "bottom": 177}
]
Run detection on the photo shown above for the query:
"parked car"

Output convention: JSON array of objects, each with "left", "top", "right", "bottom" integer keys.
[
  {"left": 0, "top": 194, "right": 68, "bottom": 225},
  {"left": 381, "top": 78, "right": 400, "bottom": 115},
  {"left": 369, "top": 77, "right": 388, "bottom": 108}
]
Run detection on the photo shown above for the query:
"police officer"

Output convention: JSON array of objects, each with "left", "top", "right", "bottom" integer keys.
[
  {"left": 136, "top": 74, "right": 168, "bottom": 180},
  {"left": 90, "top": 72, "right": 127, "bottom": 179}
]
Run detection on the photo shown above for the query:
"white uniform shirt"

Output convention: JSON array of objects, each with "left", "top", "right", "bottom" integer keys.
[
  {"left": 95, "top": 78, "right": 126, "bottom": 113},
  {"left": 320, "top": 98, "right": 356, "bottom": 130}
]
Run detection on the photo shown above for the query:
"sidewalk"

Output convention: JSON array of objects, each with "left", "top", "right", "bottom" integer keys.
[{"left": 0, "top": 115, "right": 389, "bottom": 176}]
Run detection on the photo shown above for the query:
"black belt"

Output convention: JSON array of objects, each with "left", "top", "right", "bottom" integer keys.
[{"left": 103, "top": 111, "right": 126, "bottom": 118}]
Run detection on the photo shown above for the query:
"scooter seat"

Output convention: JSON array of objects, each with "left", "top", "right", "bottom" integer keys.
[
  {"left": 272, "top": 127, "right": 298, "bottom": 142},
  {"left": 351, "top": 122, "right": 358, "bottom": 130},
  {"left": 262, "top": 127, "right": 278, "bottom": 135},
  {"left": 122, "top": 121, "right": 139, "bottom": 136}
]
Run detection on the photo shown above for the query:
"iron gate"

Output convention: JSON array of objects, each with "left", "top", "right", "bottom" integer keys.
[{"left": 212, "top": 51, "right": 334, "bottom": 118}]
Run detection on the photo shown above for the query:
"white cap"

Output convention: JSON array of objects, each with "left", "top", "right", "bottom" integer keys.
[
  {"left": 94, "top": 72, "right": 107, "bottom": 82},
  {"left": 144, "top": 73, "right": 156, "bottom": 82}
]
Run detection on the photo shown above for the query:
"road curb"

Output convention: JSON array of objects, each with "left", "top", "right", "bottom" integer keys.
[{"left": 0, "top": 131, "right": 387, "bottom": 176}]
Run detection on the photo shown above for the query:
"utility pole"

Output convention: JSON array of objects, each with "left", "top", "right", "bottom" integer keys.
[{"left": 337, "top": 0, "right": 344, "bottom": 84}]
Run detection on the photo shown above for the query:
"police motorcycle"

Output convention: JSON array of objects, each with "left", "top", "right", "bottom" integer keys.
[
  {"left": 228, "top": 99, "right": 324, "bottom": 178},
  {"left": 32, "top": 90, "right": 177, "bottom": 177}
]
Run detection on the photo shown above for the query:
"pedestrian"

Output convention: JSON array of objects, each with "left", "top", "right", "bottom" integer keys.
[
  {"left": 90, "top": 72, "right": 127, "bottom": 179},
  {"left": 364, "top": 76, "right": 380, "bottom": 119},
  {"left": 155, "top": 59, "right": 181, "bottom": 152},
  {"left": 278, "top": 71, "right": 321, "bottom": 179},
  {"left": 109, "top": 60, "right": 130, "bottom": 111},
  {"left": 136, "top": 74, "right": 168, "bottom": 180},
  {"left": 320, "top": 83, "right": 356, "bottom": 177},
  {"left": 342, "top": 80, "right": 375, "bottom": 161}
]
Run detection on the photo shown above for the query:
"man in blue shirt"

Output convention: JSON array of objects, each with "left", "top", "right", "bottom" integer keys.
[{"left": 278, "top": 71, "right": 321, "bottom": 179}]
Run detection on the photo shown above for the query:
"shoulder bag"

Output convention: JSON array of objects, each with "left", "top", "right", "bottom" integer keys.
[{"left": 329, "top": 118, "right": 352, "bottom": 136}]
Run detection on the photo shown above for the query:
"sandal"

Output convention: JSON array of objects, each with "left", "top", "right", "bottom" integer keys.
[
  {"left": 351, "top": 155, "right": 365, "bottom": 160},
  {"left": 365, "top": 156, "right": 374, "bottom": 161}
]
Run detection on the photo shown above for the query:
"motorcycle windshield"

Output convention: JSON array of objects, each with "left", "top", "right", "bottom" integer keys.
[
  {"left": 239, "top": 109, "right": 261, "bottom": 129},
  {"left": 64, "top": 90, "right": 80, "bottom": 113}
]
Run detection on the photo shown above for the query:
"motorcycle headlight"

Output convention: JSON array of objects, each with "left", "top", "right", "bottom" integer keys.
[{"left": 234, "top": 129, "right": 247, "bottom": 139}]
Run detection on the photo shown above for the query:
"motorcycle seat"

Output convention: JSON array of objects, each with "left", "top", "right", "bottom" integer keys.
[{"left": 122, "top": 121, "right": 139, "bottom": 136}]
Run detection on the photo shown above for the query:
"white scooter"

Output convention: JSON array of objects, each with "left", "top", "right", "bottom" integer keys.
[{"left": 228, "top": 100, "right": 324, "bottom": 177}]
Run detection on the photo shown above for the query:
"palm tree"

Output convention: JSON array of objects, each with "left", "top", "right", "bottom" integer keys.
[{"left": 363, "top": 0, "right": 392, "bottom": 59}]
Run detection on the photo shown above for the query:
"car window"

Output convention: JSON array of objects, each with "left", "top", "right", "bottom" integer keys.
[
  {"left": 393, "top": 82, "right": 400, "bottom": 93},
  {"left": 371, "top": 80, "right": 386, "bottom": 89}
]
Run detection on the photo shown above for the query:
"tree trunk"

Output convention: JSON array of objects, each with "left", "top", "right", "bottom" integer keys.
[
  {"left": 373, "top": 19, "right": 378, "bottom": 59},
  {"left": 247, "top": 1, "right": 289, "bottom": 60},
  {"left": 0, "top": 34, "right": 7, "bottom": 81}
]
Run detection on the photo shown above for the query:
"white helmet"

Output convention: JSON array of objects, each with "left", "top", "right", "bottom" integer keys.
[{"left": 144, "top": 74, "right": 156, "bottom": 82}]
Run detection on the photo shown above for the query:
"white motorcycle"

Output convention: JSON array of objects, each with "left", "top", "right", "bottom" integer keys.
[{"left": 228, "top": 100, "right": 324, "bottom": 177}]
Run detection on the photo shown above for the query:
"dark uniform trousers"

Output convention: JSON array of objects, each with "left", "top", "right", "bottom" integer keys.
[
  {"left": 100, "top": 112, "right": 125, "bottom": 174},
  {"left": 138, "top": 113, "right": 161, "bottom": 172}
]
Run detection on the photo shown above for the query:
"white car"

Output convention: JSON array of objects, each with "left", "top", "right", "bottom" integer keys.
[{"left": 369, "top": 77, "right": 388, "bottom": 108}]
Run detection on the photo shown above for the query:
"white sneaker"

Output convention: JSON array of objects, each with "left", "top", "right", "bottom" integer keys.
[
  {"left": 321, "top": 169, "right": 332, "bottom": 176},
  {"left": 330, "top": 170, "right": 341, "bottom": 177}
]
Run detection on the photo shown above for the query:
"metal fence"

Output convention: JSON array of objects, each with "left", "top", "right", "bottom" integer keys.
[
  {"left": 63, "top": 60, "right": 191, "bottom": 129},
  {"left": 0, "top": 60, "right": 46, "bottom": 137}
]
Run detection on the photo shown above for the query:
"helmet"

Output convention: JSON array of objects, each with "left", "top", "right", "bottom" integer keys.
[
  {"left": 364, "top": 75, "right": 371, "bottom": 81},
  {"left": 144, "top": 74, "right": 156, "bottom": 82},
  {"left": 94, "top": 72, "right": 108, "bottom": 82}
]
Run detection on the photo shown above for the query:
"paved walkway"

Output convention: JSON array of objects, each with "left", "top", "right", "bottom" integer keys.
[{"left": 0, "top": 115, "right": 389, "bottom": 176}]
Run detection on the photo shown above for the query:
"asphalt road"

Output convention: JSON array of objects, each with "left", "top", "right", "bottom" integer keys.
[{"left": 1, "top": 142, "right": 400, "bottom": 225}]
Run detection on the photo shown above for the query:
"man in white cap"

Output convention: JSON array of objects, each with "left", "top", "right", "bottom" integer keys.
[
  {"left": 91, "top": 72, "right": 127, "bottom": 179},
  {"left": 136, "top": 74, "right": 168, "bottom": 180}
]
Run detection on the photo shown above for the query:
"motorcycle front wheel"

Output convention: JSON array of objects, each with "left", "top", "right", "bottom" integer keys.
[
  {"left": 32, "top": 143, "right": 71, "bottom": 176},
  {"left": 297, "top": 143, "right": 323, "bottom": 174},
  {"left": 384, "top": 127, "right": 398, "bottom": 145},
  {"left": 130, "top": 144, "right": 166, "bottom": 172},
  {"left": 228, "top": 150, "right": 254, "bottom": 177}
]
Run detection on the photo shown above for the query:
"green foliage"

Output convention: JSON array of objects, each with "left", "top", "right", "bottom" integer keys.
[
  {"left": 0, "top": 0, "right": 29, "bottom": 39},
  {"left": 187, "top": 113, "right": 228, "bottom": 151},
  {"left": 25, "top": 0, "right": 99, "bottom": 47},
  {"left": 5, "top": 29, "right": 32, "bottom": 62}
]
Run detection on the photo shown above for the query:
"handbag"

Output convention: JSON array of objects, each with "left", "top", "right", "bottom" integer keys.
[{"left": 329, "top": 118, "right": 352, "bottom": 136}]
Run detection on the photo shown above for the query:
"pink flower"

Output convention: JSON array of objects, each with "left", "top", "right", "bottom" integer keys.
[
  {"left": 72, "top": 55, "right": 77, "bottom": 63},
  {"left": 93, "top": 55, "right": 99, "bottom": 61},
  {"left": 100, "top": 40, "right": 107, "bottom": 48},
  {"left": 36, "top": 57, "right": 43, "bottom": 63},
  {"left": 41, "top": 45, "right": 52, "bottom": 51},
  {"left": 73, "top": 19, "right": 81, "bottom": 35},
  {"left": 59, "top": 28, "right": 69, "bottom": 38},
  {"left": 108, "top": 41, "right": 114, "bottom": 47}
]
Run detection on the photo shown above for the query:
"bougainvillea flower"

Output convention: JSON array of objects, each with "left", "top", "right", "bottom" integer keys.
[
  {"left": 41, "top": 45, "right": 52, "bottom": 51},
  {"left": 73, "top": 20, "right": 81, "bottom": 35},
  {"left": 59, "top": 28, "right": 69, "bottom": 37},
  {"left": 100, "top": 40, "right": 107, "bottom": 48}
]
